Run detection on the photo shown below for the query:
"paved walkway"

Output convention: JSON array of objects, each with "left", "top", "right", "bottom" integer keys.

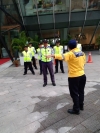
[{"left": 0, "top": 52, "right": 100, "bottom": 133}]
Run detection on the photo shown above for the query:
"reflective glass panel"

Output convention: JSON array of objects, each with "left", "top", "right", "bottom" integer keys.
[
  {"left": 54, "top": 0, "right": 70, "bottom": 13},
  {"left": 71, "top": 0, "right": 86, "bottom": 12}
]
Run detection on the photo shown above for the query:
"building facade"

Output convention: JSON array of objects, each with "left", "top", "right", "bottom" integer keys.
[{"left": 0, "top": 0, "right": 100, "bottom": 60}]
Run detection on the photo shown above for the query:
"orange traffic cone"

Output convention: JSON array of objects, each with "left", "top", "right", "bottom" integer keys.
[{"left": 87, "top": 52, "right": 93, "bottom": 63}]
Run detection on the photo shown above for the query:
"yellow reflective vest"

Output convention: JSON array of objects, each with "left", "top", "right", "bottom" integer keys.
[
  {"left": 22, "top": 51, "right": 32, "bottom": 62},
  {"left": 41, "top": 47, "right": 53, "bottom": 62},
  {"left": 54, "top": 45, "right": 63, "bottom": 54},
  {"left": 28, "top": 47, "right": 35, "bottom": 56}
]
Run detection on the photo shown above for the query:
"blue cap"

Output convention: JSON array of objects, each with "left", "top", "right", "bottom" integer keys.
[{"left": 68, "top": 39, "right": 77, "bottom": 49}]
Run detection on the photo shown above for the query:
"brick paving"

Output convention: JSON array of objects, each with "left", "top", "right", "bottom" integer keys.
[{"left": 0, "top": 51, "right": 100, "bottom": 133}]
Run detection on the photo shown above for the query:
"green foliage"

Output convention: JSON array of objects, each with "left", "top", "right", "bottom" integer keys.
[
  {"left": 11, "top": 31, "right": 39, "bottom": 52},
  {"left": 61, "top": 34, "right": 72, "bottom": 46}
]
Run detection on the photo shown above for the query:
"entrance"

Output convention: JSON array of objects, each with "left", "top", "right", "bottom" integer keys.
[{"left": 0, "top": 25, "right": 20, "bottom": 59}]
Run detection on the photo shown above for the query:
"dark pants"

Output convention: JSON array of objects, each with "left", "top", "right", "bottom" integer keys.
[
  {"left": 68, "top": 74, "right": 86, "bottom": 112},
  {"left": 24, "top": 62, "right": 34, "bottom": 74},
  {"left": 32, "top": 56, "right": 37, "bottom": 69},
  {"left": 42, "top": 61, "right": 55, "bottom": 84},
  {"left": 55, "top": 59, "right": 64, "bottom": 73},
  {"left": 39, "top": 60, "right": 42, "bottom": 73}
]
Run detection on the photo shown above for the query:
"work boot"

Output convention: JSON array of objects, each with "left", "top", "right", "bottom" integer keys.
[
  {"left": 80, "top": 105, "right": 84, "bottom": 111},
  {"left": 40, "top": 72, "right": 42, "bottom": 75},
  {"left": 62, "top": 71, "right": 65, "bottom": 73},
  {"left": 52, "top": 83, "right": 56, "bottom": 86},
  {"left": 23, "top": 73, "right": 27, "bottom": 75},
  {"left": 67, "top": 109, "right": 80, "bottom": 115},
  {"left": 43, "top": 83, "right": 47, "bottom": 87},
  {"left": 35, "top": 66, "right": 38, "bottom": 70},
  {"left": 32, "top": 72, "right": 35, "bottom": 75}
]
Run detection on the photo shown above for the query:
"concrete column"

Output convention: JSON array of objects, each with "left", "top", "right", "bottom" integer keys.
[{"left": 60, "top": 28, "right": 67, "bottom": 40}]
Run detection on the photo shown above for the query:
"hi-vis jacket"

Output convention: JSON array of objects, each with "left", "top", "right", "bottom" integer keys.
[
  {"left": 28, "top": 47, "right": 36, "bottom": 56},
  {"left": 53, "top": 45, "right": 63, "bottom": 54},
  {"left": 22, "top": 51, "right": 32, "bottom": 62},
  {"left": 40, "top": 46, "right": 54, "bottom": 62}
]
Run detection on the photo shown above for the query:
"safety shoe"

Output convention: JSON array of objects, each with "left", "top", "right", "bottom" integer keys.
[
  {"left": 43, "top": 83, "right": 47, "bottom": 87},
  {"left": 52, "top": 83, "right": 56, "bottom": 86},
  {"left": 62, "top": 71, "right": 65, "bottom": 73},
  {"left": 40, "top": 72, "right": 42, "bottom": 75},
  {"left": 35, "top": 67, "right": 38, "bottom": 70},
  {"left": 32, "top": 72, "right": 35, "bottom": 75},
  {"left": 80, "top": 107, "right": 84, "bottom": 111},
  {"left": 23, "top": 73, "right": 27, "bottom": 75},
  {"left": 67, "top": 109, "right": 80, "bottom": 115}
]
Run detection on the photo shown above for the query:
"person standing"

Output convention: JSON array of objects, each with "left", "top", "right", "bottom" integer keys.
[
  {"left": 28, "top": 43, "right": 37, "bottom": 69},
  {"left": 22, "top": 46, "right": 35, "bottom": 75},
  {"left": 53, "top": 39, "right": 65, "bottom": 73},
  {"left": 41, "top": 39, "right": 56, "bottom": 87},
  {"left": 47, "top": 40, "right": 86, "bottom": 115},
  {"left": 37, "top": 42, "right": 43, "bottom": 75}
]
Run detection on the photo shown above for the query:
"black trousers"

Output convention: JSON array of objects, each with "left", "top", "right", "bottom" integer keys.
[
  {"left": 42, "top": 61, "right": 55, "bottom": 84},
  {"left": 55, "top": 59, "right": 64, "bottom": 73},
  {"left": 32, "top": 56, "right": 37, "bottom": 69},
  {"left": 24, "top": 62, "right": 34, "bottom": 74},
  {"left": 68, "top": 74, "right": 86, "bottom": 111},
  {"left": 39, "top": 60, "right": 42, "bottom": 73}
]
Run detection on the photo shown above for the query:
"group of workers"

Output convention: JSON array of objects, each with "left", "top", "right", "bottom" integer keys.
[
  {"left": 22, "top": 39, "right": 86, "bottom": 115},
  {"left": 22, "top": 39, "right": 65, "bottom": 86}
]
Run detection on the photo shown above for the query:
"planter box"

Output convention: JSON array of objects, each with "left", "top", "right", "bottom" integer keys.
[{"left": 20, "top": 57, "right": 24, "bottom": 66}]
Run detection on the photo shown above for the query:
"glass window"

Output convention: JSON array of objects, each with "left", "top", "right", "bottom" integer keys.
[
  {"left": 54, "top": 0, "right": 70, "bottom": 13},
  {"left": 24, "top": 0, "right": 53, "bottom": 16},
  {"left": 88, "top": 0, "right": 100, "bottom": 10},
  {"left": 38, "top": 0, "right": 53, "bottom": 15},
  {"left": 71, "top": 0, "right": 100, "bottom": 12},
  {"left": 71, "top": 0, "right": 86, "bottom": 12}
]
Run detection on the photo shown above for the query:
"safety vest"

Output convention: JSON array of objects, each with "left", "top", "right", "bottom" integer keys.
[
  {"left": 22, "top": 51, "right": 32, "bottom": 62},
  {"left": 54, "top": 45, "right": 63, "bottom": 54},
  {"left": 41, "top": 47, "right": 52, "bottom": 62},
  {"left": 77, "top": 44, "right": 82, "bottom": 51},
  {"left": 37, "top": 48, "right": 41, "bottom": 60},
  {"left": 28, "top": 47, "right": 35, "bottom": 56}
]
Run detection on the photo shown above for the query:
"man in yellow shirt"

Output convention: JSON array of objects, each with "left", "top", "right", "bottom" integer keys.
[{"left": 46, "top": 39, "right": 86, "bottom": 115}]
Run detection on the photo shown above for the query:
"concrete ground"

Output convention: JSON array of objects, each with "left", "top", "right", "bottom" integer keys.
[{"left": 0, "top": 51, "right": 100, "bottom": 133}]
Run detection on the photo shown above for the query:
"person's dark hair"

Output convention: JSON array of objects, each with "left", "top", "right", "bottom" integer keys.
[
  {"left": 68, "top": 39, "right": 77, "bottom": 50},
  {"left": 43, "top": 39, "right": 48, "bottom": 43},
  {"left": 28, "top": 42, "right": 33, "bottom": 45},
  {"left": 24, "top": 45, "right": 28, "bottom": 48}
]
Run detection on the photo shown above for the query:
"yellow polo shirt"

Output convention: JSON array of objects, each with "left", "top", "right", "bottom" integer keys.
[{"left": 55, "top": 48, "right": 86, "bottom": 77}]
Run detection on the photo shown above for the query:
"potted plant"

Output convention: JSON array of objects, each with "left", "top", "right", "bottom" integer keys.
[
  {"left": 96, "top": 35, "right": 100, "bottom": 54},
  {"left": 11, "top": 31, "right": 39, "bottom": 65},
  {"left": 13, "top": 60, "right": 19, "bottom": 67}
]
